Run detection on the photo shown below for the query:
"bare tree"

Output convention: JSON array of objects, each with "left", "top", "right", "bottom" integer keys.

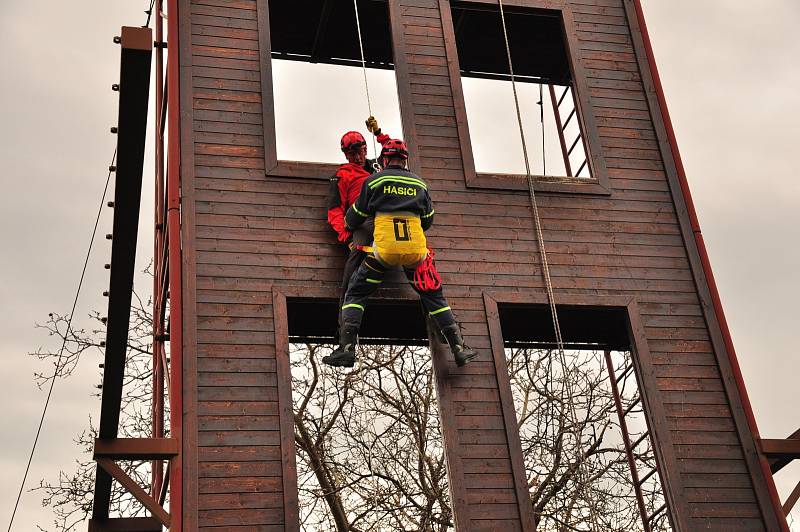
[
  {"left": 290, "top": 344, "right": 672, "bottom": 532},
  {"left": 31, "top": 290, "right": 671, "bottom": 532},
  {"left": 30, "top": 287, "right": 158, "bottom": 532}
]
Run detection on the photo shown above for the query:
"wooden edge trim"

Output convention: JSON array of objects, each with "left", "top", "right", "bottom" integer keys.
[
  {"left": 272, "top": 289, "right": 301, "bottom": 532},
  {"left": 257, "top": 0, "right": 279, "bottom": 172},
  {"left": 468, "top": 173, "right": 610, "bottom": 195},
  {"left": 426, "top": 316, "right": 471, "bottom": 531},
  {"left": 178, "top": 0, "right": 197, "bottom": 526},
  {"left": 388, "top": 0, "right": 422, "bottom": 173},
  {"left": 560, "top": 6, "right": 611, "bottom": 190},
  {"left": 96, "top": 458, "right": 171, "bottom": 527},
  {"left": 482, "top": 292, "right": 537, "bottom": 532},
  {"left": 439, "top": 0, "right": 478, "bottom": 184},
  {"left": 622, "top": 1, "right": 784, "bottom": 529},
  {"left": 625, "top": 300, "right": 692, "bottom": 532},
  {"left": 265, "top": 161, "right": 339, "bottom": 180}
]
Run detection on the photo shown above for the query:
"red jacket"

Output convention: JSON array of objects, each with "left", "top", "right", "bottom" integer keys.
[{"left": 326, "top": 134, "right": 390, "bottom": 243}]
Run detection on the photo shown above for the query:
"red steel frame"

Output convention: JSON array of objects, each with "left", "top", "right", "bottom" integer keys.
[
  {"left": 631, "top": 2, "right": 788, "bottom": 529},
  {"left": 151, "top": 0, "right": 183, "bottom": 527}
]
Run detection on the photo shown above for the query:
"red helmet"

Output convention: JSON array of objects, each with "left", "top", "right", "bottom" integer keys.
[
  {"left": 340, "top": 131, "right": 366, "bottom": 153},
  {"left": 380, "top": 138, "right": 409, "bottom": 160}
]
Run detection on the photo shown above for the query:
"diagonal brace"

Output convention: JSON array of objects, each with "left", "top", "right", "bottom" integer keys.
[{"left": 96, "top": 458, "right": 171, "bottom": 527}]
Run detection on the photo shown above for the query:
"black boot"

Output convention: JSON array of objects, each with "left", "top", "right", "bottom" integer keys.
[
  {"left": 323, "top": 325, "right": 358, "bottom": 368},
  {"left": 442, "top": 324, "right": 477, "bottom": 367}
]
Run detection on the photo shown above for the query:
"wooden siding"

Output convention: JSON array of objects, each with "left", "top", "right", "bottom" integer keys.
[{"left": 179, "top": 0, "right": 778, "bottom": 530}]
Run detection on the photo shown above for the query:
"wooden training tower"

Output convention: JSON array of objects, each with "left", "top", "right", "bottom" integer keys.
[{"left": 89, "top": 1, "right": 800, "bottom": 530}]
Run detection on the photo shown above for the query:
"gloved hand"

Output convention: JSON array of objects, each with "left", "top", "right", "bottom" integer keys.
[{"left": 365, "top": 116, "right": 381, "bottom": 136}]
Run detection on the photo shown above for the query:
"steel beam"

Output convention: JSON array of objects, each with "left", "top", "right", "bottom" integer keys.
[
  {"left": 87, "top": 517, "right": 163, "bottom": 532},
  {"left": 93, "top": 438, "right": 178, "bottom": 460},
  {"left": 92, "top": 25, "right": 152, "bottom": 520}
]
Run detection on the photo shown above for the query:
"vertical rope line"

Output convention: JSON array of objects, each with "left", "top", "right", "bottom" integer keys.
[
  {"left": 353, "top": 0, "right": 378, "bottom": 159},
  {"left": 497, "top": 2, "right": 600, "bottom": 528},
  {"left": 540, "top": 83, "right": 547, "bottom": 176}
]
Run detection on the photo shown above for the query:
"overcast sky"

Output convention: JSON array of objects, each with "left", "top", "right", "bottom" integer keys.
[{"left": 0, "top": 0, "right": 798, "bottom": 529}]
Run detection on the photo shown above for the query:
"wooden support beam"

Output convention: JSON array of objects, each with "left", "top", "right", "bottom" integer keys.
[
  {"left": 783, "top": 480, "right": 800, "bottom": 516},
  {"left": 88, "top": 517, "right": 162, "bottom": 531},
  {"left": 96, "top": 458, "right": 170, "bottom": 527},
  {"left": 93, "top": 438, "right": 178, "bottom": 460},
  {"left": 766, "top": 428, "right": 800, "bottom": 473},
  {"left": 761, "top": 435, "right": 800, "bottom": 474}
]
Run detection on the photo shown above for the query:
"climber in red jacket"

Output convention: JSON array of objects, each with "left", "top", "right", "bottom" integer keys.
[{"left": 327, "top": 116, "right": 390, "bottom": 340}]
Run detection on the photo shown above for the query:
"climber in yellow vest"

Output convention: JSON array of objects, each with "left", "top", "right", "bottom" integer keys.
[{"left": 323, "top": 139, "right": 477, "bottom": 368}]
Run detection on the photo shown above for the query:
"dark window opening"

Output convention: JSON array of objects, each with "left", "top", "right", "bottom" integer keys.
[
  {"left": 266, "top": 0, "right": 403, "bottom": 165},
  {"left": 499, "top": 304, "right": 674, "bottom": 530},
  {"left": 450, "top": 3, "right": 592, "bottom": 179},
  {"left": 287, "top": 299, "right": 452, "bottom": 530},
  {"left": 287, "top": 297, "right": 429, "bottom": 346}
]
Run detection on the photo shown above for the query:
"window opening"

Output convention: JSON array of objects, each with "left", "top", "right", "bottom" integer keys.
[
  {"left": 268, "top": 0, "right": 403, "bottom": 164},
  {"left": 451, "top": 3, "right": 592, "bottom": 178},
  {"left": 288, "top": 299, "right": 452, "bottom": 530},
  {"left": 500, "top": 305, "right": 673, "bottom": 531}
]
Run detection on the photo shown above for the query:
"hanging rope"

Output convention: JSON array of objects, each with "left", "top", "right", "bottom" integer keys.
[
  {"left": 539, "top": 83, "right": 547, "bottom": 176},
  {"left": 352, "top": 0, "right": 378, "bottom": 159},
  {"left": 496, "top": 2, "right": 601, "bottom": 528},
  {"left": 7, "top": 149, "right": 117, "bottom": 532}
]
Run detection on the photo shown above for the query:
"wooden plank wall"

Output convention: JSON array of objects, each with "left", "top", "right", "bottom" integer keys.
[{"left": 181, "top": 0, "right": 778, "bottom": 530}]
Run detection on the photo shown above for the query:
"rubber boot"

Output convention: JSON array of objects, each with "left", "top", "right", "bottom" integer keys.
[
  {"left": 442, "top": 324, "right": 477, "bottom": 367},
  {"left": 323, "top": 325, "right": 358, "bottom": 368}
]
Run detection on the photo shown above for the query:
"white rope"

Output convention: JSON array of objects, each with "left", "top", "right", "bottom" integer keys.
[
  {"left": 353, "top": 0, "right": 378, "bottom": 159},
  {"left": 497, "top": 2, "right": 600, "bottom": 528}
]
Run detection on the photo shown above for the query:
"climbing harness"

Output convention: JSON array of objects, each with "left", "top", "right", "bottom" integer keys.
[
  {"left": 413, "top": 249, "right": 442, "bottom": 292},
  {"left": 352, "top": 0, "right": 378, "bottom": 159},
  {"left": 497, "top": 1, "right": 601, "bottom": 528}
]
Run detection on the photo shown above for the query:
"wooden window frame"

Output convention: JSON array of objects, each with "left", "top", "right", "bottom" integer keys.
[
  {"left": 272, "top": 285, "right": 441, "bottom": 531},
  {"left": 440, "top": 0, "right": 612, "bottom": 195},
  {"left": 482, "top": 290, "right": 692, "bottom": 531},
  {"left": 256, "top": 1, "right": 419, "bottom": 180}
]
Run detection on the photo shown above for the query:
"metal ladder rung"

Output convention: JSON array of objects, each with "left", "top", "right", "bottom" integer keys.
[
  {"left": 567, "top": 134, "right": 582, "bottom": 156},
  {"left": 557, "top": 86, "right": 570, "bottom": 107},
  {"left": 637, "top": 467, "right": 658, "bottom": 487},
  {"left": 647, "top": 502, "right": 667, "bottom": 523},
  {"left": 631, "top": 431, "right": 650, "bottom": 450},
  {"left": 623, "top": 396, "right": 641, "bottom": 417},
  {"left": 616, "top": 363, "right": 634, "bottom": 383},
  {"left": 562, "top": 108, "right": 577, "bottom": 128}
]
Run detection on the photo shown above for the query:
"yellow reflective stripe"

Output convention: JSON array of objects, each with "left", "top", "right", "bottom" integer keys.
[
  {"left": 366, "top": 278, "right": 382, "bottom": 284},
  {"left": 421, "top": 210, "right": 435, "bottom": 218},
  {"left": 365, "top": 261, "right": 383, "bottom": 273},
  {"left": 351, "top": 204, "right": 369, "bottom": 217},
  {"left": 342, "top": 303, "right": 365, "bottom": 311},
  {"left": 368, "top": 176, "right": 427, "bottom": 190},
  {"left": 429, "top": 306, "right": 451, "bottom": 316}
]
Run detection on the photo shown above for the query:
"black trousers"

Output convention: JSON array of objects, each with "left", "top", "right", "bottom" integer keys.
[
  {"left": 341, "top": 253, "right": 456, "bottom": 333},
  {"left": 337, "top": 248, "right": 367, "bottom": 338}
]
